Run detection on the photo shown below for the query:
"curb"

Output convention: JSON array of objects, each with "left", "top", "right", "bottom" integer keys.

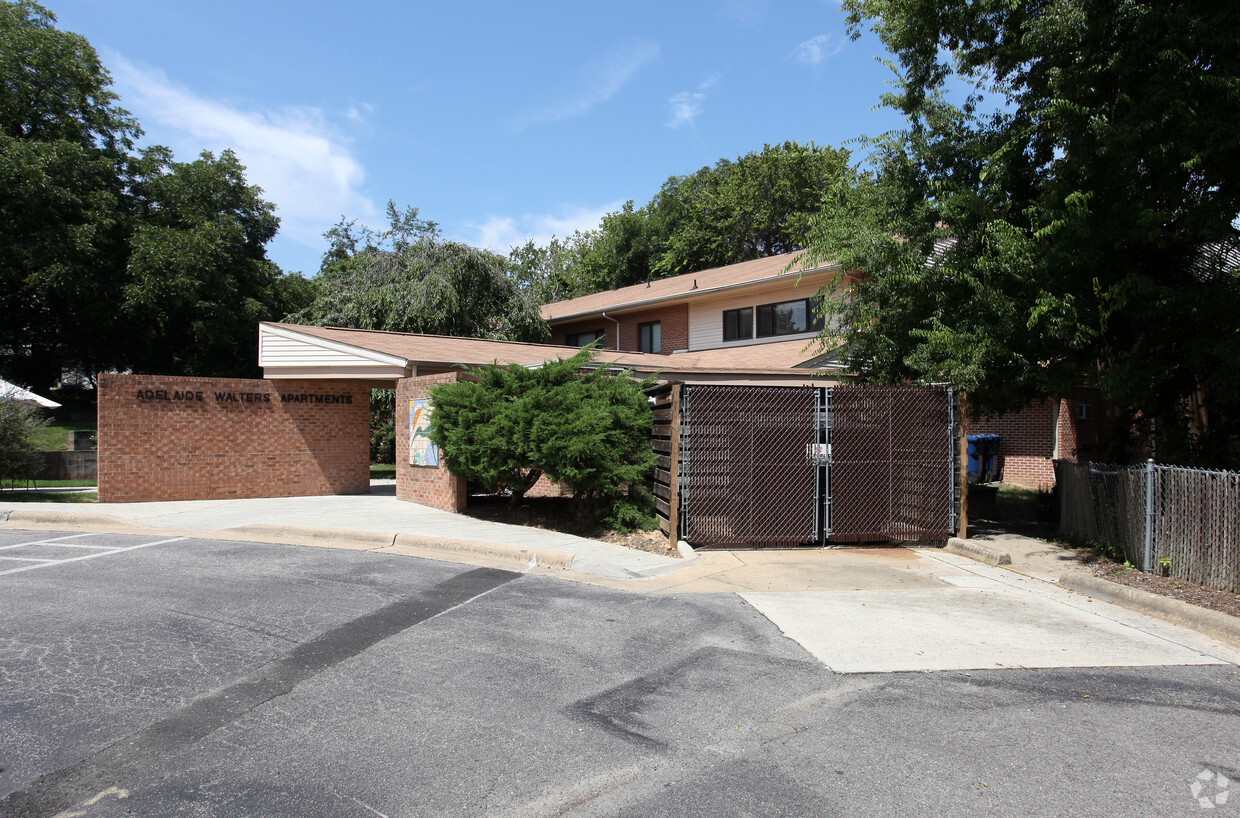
[
  {"left": 0, "top": 510, "right": 576, "bottom": 572},
  {"left": 2, "top": 509, "right": 158, "bottom": 534},
  {"left": 1059, "top": 573, "right": 1240, "bottom": 647},
  {"left": 390, "top": 532, "right": 575, "bottom": 571},
  {"left": 945, "top": 537, "right": 1012, "bottom": 566}
]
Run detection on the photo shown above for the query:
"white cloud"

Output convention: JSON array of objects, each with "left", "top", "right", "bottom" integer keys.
[
  {"left": 666, "top": 73, "right": 720, "bottom": 130},
  {"left": 667, "top": 91, "right": 705, "bottom": 129},
  {"left": 515, "top": 40, "right": 660, "bottom": 130},
  {"left": 106, "top": 53, "right": 379, "bottom": 251},
  {"left": 465, "top": 202, "right": 623, "bottom": 254},
  {"left": 792, "top": 33, "right": 846, "bottom": 67}
]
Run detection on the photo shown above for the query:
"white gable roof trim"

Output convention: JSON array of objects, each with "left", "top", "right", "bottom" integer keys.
[{"left": 259, "top": 323, "right": 410, "bottom": 371}]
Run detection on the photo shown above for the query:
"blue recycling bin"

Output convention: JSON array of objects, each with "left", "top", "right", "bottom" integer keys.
[{"left": 967, "top": 434, "right": 1003, "bottom": 483}]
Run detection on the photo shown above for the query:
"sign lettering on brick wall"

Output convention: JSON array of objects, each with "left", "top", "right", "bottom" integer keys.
[{"left": 133, "top": 388, "right": 353, "bottom": 406}]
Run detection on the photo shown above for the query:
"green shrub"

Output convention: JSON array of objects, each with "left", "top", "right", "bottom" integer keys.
[
  {"left": 429, "top": 347, "right": 658, "bottom": 525},
  {"left": 0, "top": 397, "right": 48, "bottom": 486}
]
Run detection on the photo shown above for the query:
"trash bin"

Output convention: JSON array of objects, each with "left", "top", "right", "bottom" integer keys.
[{"left": 966, "top": 434, "right": 1003, "bottom": 483}]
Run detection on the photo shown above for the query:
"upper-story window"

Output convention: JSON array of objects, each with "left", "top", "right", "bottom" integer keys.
[
  {"left": 756, "top": 297, "right": 824, "bottom": 338},
  {"left": 638, "top": 321, "right": 661, "bottom": 354},
  {"left": 722, "top": 307, "right": 753, "bottom": 342},
  {"left": 566, "top": 329, "right": 606, "bottom": 347}
]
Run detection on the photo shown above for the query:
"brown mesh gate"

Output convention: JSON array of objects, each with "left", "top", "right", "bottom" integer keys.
[
  {"left": 679, "top": 386, "right": 819, "bottom": 547},
  {"left": 826, "top": 385, "right": 957, "bottom": 543},
  {"left": 672, "top": 383, "right": 957, "bottom": 548}
]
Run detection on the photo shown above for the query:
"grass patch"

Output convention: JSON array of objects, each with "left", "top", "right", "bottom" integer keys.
[
  {"left": 370, "top": 464, "right": 396, "bottom": 479},
  {"left": 0, "top": 490, "right": 96, "bottom": 503},
  {"left": 31, "top": 421, "right": 95, "bottom": 451},
  {"left": 994, "top": 484, "right": 1045, "bottom": 521}
]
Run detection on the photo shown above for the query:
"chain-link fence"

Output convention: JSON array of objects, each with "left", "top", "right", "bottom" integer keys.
[
  {"left": 1057, "top": 460, "right": 1240, "bottom": 593},
  {"left": 829, "top": 385, "right": 957, "bottom": 543}
]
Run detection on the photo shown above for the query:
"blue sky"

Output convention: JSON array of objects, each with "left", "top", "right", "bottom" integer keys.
[{"left": 47, "top": 0, "right": 907, "bottom": 276}]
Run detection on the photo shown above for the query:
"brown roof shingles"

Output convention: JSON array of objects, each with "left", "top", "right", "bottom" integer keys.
[{"left": 539, "top": 250, "right": 838, "bottom": 322}]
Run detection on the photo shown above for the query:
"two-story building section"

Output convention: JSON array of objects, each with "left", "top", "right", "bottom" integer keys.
[{"left": 541, "top": 250, "right": 846, "bottom": 372}]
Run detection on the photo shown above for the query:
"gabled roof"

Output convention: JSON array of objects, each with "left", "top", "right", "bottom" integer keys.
[{"left": 540, "top": 250, "right": 839, "bottom": 323}]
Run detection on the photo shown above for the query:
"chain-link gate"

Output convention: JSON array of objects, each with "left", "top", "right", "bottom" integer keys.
[
  {"left": 677, "top": 386, "right": 819, "bottom": 547},
  {"left": 669, "top": 384, "right": 957, "bottom": 548}
]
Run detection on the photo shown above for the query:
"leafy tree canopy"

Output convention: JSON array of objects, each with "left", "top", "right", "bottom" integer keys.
[
  {"left": 516, "top": 141, "right": 850, "bottom": 301},
  {"left": 0, "top": 1, "right": 310, "bottom": 389},
  {"left": 292, "top": 202, "right": 548, "bottom": 343},
  {"left": 807, "top": 0, "right": 1240, "bottom": 465}
]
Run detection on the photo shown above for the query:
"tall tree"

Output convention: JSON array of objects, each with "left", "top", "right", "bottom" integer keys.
[
  {"left": 0, "top": 0, "right": 137, "bottom": 389},
  {"left": 293, "top": 203, "right": 548, "bottom": 343},
  {"left": 808, "top": 0, "right": 1240, "bottom": 465},
  {"left": 0, "top": 1, "right": 309, "bottom": 386},
  {"left": 651, "top": 141, "right": 850, "bottom": 277},
  {"left": 123, "top": 147, "right": 309, "bottom": 377},
  {"left": 517, "top": 141, "right": 851, "bottom": 298}
]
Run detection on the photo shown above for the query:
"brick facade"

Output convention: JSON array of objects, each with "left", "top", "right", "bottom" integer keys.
[
  {"left": 97, "top": 374, "right": 370, "bottom": 502},
  {"left": 550, "top": 304, "right": 690, "bottom": 355},
  {"left": 971, "top": 387, "right": 1106, "bottom": 489},
  {"left": 395, "top": 373, "right": 467, "bottom": 512}
]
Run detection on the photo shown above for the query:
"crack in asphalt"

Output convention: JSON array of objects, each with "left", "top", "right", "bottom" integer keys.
[{"left": 0, "top": 566, "right": 521, "bottom": 818}]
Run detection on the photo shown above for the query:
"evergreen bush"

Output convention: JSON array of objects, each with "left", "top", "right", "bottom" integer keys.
[{"left": 428, "top": 348, "right": 658, "bottom": 527}]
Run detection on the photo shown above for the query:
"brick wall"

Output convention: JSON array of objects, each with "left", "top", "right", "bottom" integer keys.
[
  {"left": 550, "top": 304, "right": 690, "bottom": 354},
  {"left": 971, "top": 386, "right": 1106, "bottom": 488},
  {"left": 616, "top": 304, "right": 689, "bottom": 353},
  {"left": 97, "top": 374, "right": 370, "bottom": 502},
  {"left": 550, "top": 319, "right": 613, "bottom": 350},
  {"left": 972, "top": 400, "right": 1056, "bottom": 488},
  {"left": 396, "top": 373, "right": 466, "bottom": 512}
]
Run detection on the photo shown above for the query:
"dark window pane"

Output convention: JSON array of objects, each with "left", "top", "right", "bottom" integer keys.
[
  {"left": 723, "top": 307, "right": 752, "bottom": 341},
  {"left": 639, "top": 321, "right": 661, "bottom": 353},
  {"left": 756, "top": 299, "right": 818, "bottom": 337}
]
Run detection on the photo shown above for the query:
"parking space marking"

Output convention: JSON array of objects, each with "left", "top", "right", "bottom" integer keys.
[
  {"left": 0, "top": 533, "right": 102, "bottom": 550},
  {"left": 0, "top": 556, "right": 58, "bottom": 563},
  {"left": 0, "top": 536, "right": 188, "bottom": 576}
]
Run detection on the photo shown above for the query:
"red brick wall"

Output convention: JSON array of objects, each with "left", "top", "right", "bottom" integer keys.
[
  {"left": 616, "top": 304, "right": 689, "bottom": 354},
  {"left": 972, "top": 400, "right": 1057, "bottom": 489},
  {"left": 97, "top": 374, "right": 370, "bottom": 502},
  {"left": 971, "top": 387, "right": 1106, "bottom": 488},
  {"left": 396, "top": 373, "right": 466, "bottom": 512},
  {"left": 550, "top": 319, "right": 613, "bottom": 350},
  {"left": 550, "top": 304, "right": 689, "bottom": 354}
]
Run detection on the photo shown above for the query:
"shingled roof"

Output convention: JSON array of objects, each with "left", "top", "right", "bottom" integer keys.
[{"left": 540, "top": 250, "right": 838, "bottom": 323}]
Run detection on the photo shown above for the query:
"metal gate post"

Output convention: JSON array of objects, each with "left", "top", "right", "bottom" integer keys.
[{"left": 821, "top": 386, "right": 833, "bottom": 543}]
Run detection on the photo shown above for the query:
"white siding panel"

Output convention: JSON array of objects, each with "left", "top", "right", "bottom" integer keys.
[
  {"left": 259, "top": 329, "right": 399, "bottom": 368},
  {"left": 687, "top": 285, "right": 834, "bottom": 351}
]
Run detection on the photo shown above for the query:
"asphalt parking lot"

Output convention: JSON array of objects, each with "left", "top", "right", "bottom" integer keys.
[{"left": 3, "top": 530, "right": 1239, "bottom": 817}]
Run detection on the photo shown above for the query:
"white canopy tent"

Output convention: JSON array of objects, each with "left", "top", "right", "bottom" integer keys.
[{"left": 0, "top": 378, "right": 61, "bottom": 409}]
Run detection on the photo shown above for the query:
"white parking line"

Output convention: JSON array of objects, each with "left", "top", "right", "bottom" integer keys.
[
  {"left": 0, "top": 537, "right": 188, "bottom": 576},
  {"left": 0, "top": 533, "right": 102, "bottom": 550},
  {"left": 0, "top": 556, "right": 57, "bottom": 563}
]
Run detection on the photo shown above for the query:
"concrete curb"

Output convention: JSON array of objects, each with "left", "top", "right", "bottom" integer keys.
[
  {"left": 945, "top": 537, "right": 1012, "bottom": 566},
  {"left": 1060, "top": 573, "right": 1240, "bottom": 647},
  {"left": 2, "top": 509, "right": 158, "bottom": 534},
  {"left": 0, "top": 510, "right": 577, "bottom": 572},
  {"left": 391, "top": 532, "right": 574, "bottom": 571}
]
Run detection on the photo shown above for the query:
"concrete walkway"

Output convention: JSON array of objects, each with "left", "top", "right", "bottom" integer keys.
[{"left": 0, "top": 485, "right": 681, "bottom": 579}]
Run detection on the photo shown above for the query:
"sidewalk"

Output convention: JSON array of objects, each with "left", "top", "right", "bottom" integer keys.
[{"left": 0, "top": 485, "right": 682, "bottom": 579}]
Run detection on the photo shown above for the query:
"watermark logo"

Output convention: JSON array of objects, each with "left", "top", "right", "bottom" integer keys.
[{"left": 1191, "top": 769, "right": 1231, "bottom": 809}]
